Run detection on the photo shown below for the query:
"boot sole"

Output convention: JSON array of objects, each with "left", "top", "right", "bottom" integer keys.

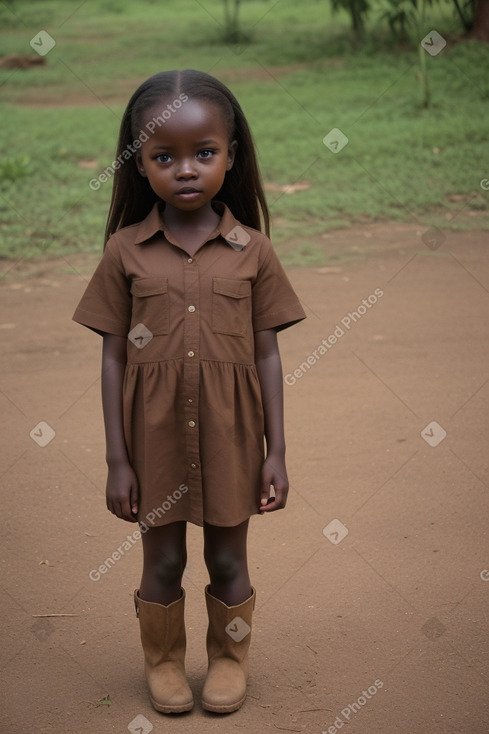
[
  {"left": 150, "top": 695, "right": 194, "bottom": 714},
  {"left": 202, "top": 694, "right": 246, "bottom": 713}
]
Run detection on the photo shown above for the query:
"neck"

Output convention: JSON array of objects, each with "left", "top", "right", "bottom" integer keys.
[{"left": 162, "top": 201, "right": 219, "bottom": 231}]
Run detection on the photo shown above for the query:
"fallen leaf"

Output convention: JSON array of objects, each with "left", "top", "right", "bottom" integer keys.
[
  {"left": 95, "top": 694, "right": 112, "bottom": 707},
  {"left": 82, "top": 694, "right": 112, "bottom": 708}
]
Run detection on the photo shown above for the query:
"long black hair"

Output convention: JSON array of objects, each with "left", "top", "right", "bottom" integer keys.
[{"left": 104, "top": 69, "right": 270, "bottom": 245}]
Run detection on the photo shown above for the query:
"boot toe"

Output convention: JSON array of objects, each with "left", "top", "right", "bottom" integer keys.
[
  {"left": 150, "top": 692, "right": 194, "bottom": 714},
  {"left": 202, "top": 667, "right": 247, "bottom": 713},
  {"left": 146, "top": 664, "right": 194, "bottom": 713}
]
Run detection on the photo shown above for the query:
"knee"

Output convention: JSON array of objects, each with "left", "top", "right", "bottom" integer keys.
[
  {"left": 152, "top": 550, "right": 187, "bottom": 586},
  {"left": 205, "top": 549, "right": 240, "bottom": 584}
]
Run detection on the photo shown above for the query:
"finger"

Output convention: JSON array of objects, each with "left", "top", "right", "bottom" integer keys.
[
  {"left": 274, "top": 486, "right": 287, "bottom": 508},
  {"left": 260, "top": 498, "right": 280, "bottom": 512},
  {"left": 259, "top": 472, "right": 272, "bottom": 509},
  {"left": 259, "top": 496, "right": 275, "bottom": 513},
  {"left": 130, "top": 478, "right": 139, "bottom": 517},
  {"left": 122, "top": 496, "right": 137, "bottom": 522},
  {"left": 117, "top": 501, "right": 128, "bottom": 520},
  {"left": 261, "top": 466, "right": 274, "bottom": 500},
  {"left": 260, "top": 488, "right": 270, "bottom": 509},
  {"left": 262, "top": 487, "right": 287, "bottom": 512}
]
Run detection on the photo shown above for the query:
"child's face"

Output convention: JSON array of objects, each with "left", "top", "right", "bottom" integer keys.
[{"left": 136, "top": 98, "right": 237, "bottom": 212}]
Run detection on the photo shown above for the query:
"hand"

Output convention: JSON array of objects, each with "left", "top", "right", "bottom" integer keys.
[
  {"left": 106, "top": 461, "right": 139, "bottom": 522},
  {"left": 259, "top": 454, "right": 289, "bottom": 513}
]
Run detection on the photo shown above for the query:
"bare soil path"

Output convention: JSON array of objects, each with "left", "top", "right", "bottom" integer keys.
[{"left": 1, "top": 224, "right": 488, "bottom": 733}]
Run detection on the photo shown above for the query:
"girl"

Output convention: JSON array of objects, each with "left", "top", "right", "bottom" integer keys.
[{"left": 73, "top": 69, "right": 306, "bottom": 715}]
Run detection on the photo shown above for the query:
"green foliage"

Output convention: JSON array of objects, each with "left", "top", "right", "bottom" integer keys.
[
  {"left": 330, "top": 0, "right": 371, "bottom": 40},
  {"left": 451, "top": 0, "right": 475, "bottom": 31},
  {"left": 0, "top": 155, "right": 30, "bottom": 182},
  {"left": 0, "top": 0, "right": 487, "bottom": 261},
  {"left": 377, "top": 0, "right": 421, "bottom": 41},
  {"left": 333, "top": 0, "right": 475, "bottom": 43}
]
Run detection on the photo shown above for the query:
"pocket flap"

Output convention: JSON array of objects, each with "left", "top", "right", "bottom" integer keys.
[
  {"left": 130, "top": 277, "right": 168, "bottom": 297},
  {"left": 213, "top": 277, "right": 251, "bottom": 299}
]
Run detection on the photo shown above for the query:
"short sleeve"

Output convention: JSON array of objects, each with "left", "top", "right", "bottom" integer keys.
[
  {"left": 72, "top": 238, "right": 131, "bottom": 337},
  {"left": 252, "top": 239, "right": 306, "bottom": 332}
]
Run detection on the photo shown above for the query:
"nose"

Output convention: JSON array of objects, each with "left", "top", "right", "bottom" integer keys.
[{"left": 176, "top": 157, "right": 197, "bottom": 180}]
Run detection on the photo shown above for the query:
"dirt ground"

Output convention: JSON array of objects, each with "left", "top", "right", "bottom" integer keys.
[{"left": 1, "top": 223, "right": 489, "bottom": 734}]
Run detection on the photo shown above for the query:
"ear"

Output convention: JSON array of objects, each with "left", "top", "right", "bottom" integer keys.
[
  {"left": 135, "top": 152, "right": 147, "bottom": 178},
  {"left": 226, "top": 140, "right": 238, "bottom": 171}
]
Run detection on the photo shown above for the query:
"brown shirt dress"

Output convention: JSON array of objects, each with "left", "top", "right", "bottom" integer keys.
[{"left": 73, "top": 201, "right": 306, "bottom": 528}]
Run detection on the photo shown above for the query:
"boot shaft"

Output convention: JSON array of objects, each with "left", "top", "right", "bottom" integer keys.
[
  {"left": 205, "top": 586, "right": 256, "bottom": 665},
  {"left": 134, "top": 589, "right": 187, "bottom": 667}
]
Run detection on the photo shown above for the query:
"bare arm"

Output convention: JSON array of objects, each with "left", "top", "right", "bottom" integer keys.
[
  {"left": 102, "top": 333, "right": 139, "bottom": 522},
  {"left": 254, "top": 328, "right": 289, "bottom": 513}
]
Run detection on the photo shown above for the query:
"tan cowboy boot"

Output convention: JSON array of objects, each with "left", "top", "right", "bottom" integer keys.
[
  {"left": 134, "top": 589, "right": 193, "bottom": 713},
  {"left": 201, "top": 585, "right": 256, "bottom": 713}
]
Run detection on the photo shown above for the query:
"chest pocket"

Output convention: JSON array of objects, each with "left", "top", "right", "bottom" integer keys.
[
  {"left": 130, "top": 277, "right": 169, "bottom": 336},
  {"left": 212, "top": 277, "right": 251, "bottom": 337}
]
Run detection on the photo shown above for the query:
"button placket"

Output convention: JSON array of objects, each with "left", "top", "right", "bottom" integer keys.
[{"left": 183, "top": 254, "right": 203, "bottom": 523}]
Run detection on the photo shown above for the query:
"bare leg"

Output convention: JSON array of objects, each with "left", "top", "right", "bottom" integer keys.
[
  {"left": 139, "top": 521, "right": 187, "bottom": 605},
  {"left": 203, "top": 519, "right": 251, "bottom": 606}
]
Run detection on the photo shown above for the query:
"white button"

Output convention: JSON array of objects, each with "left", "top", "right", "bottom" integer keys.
[
  {"left": 188, "top": 398, "right": 193, "bottom": 403},
  {"left": 188, "top": 420, "right": 196, "bottom": 428},
  {"left": 188, "top": 258, "right": 193, "bottom": 263},
  {"left": 188, "top": 305, "right": 195, "bottom": 313},
  {"left": 187, "top": 351, "right": 194, "bottom": 357},
  {"left": 190, "top": 463, "right": 198, "bottom": 469}
]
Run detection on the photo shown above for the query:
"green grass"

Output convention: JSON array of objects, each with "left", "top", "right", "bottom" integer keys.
[{"left": 0, "top": 0, "right": 488, "bottom": 261}]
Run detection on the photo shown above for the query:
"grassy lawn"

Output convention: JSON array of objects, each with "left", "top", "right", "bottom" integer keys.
[{"left": 1, "top": 0, "right": 488, "bottom": 263}]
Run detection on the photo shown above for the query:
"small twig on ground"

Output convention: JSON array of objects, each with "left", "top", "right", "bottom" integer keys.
[{"left": 32, "top": 613, "right": 78, "bottom": 617}]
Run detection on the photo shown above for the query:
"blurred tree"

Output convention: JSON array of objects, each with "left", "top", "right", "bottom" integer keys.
[
  {"left": 452, "top": 0, "right": 475, "bottom": 31},
  {"left": 377, "top": 0, "right": 434, "bottom": 105},
  {"left": 377, "top": 0, "right": 488, "bottom": 41},
  {"left": 378, "top": 0, "right": 420, "bottom": 42},
  {"left": 221, "top": 0, "right": 251, "bottom": 43},
  {"left": 468, "top": 0, "right": 489, "bottom": 40},
  {"left": 330, "top": 0, "right": 371, "bottom": 39}
]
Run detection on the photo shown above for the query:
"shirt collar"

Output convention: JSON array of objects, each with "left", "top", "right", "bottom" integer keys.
[{"left": 133, "top": 200, "right": 249, "bottom": 251}]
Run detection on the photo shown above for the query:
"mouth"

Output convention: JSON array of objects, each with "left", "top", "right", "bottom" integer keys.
[{"left": 176, "top": 187, "right": 201, "bottom": 199}]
